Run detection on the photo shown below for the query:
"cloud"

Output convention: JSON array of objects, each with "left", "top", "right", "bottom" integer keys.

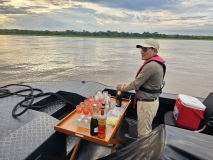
[
  {"left": 76, "top": 20, "right": 84, "bottom": 23},
  {"left": 0, "top": 15, "right": 14, "bottom": 25},
  {"left": 94, "top": 16, "right": 119, "bottom": 25},
  {"left": 180, "top": 16, "right": 206, "bottom": 20},
  {"left": 0, "top": 0, "right": 213, "bottom": 35},
  {"left": 0, "top": 15, "right": 78, "bottom": 31},
  {"left": 0, "top": 0, "right": 10, "bottom": 5},
  {"left": 0, "top": 6, "right": 28, "bottom": 14},
  {"left": 70, "top": 0, "right": 179, "bottom": 11}
]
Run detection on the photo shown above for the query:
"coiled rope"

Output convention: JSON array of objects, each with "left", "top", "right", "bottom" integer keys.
[{"left": 0, "top": 84, "right": 76, "bottom": 117}]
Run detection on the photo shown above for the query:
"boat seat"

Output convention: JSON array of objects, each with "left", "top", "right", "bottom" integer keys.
[
  {"left": 164, "top": 92, "right": 213, "bottom": 132},
  {"left": 164, "top": 111, "right": 176, "bottom": 126}
]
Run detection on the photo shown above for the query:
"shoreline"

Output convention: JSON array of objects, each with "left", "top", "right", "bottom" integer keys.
[{"left": 1, "top": 34, "right": 213, "bottom": 40}]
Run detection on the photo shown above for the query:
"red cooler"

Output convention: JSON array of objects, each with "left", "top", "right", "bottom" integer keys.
[{"left": 173, "top": 94, "right": 206, "bottom": 130}]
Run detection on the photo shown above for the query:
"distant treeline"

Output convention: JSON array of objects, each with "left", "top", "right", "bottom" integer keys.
[{"left": 0, "top": 29, "right": 213, "bottom": 40}]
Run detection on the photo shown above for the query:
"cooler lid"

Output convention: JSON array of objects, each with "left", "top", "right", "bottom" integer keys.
[{"left": 178, "top": 94, "right": 206, "bottom": 110}]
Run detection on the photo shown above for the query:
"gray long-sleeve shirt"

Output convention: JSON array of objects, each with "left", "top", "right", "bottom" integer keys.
[{"left": 121, "top": 61, "right": 164, "bottom": 99}]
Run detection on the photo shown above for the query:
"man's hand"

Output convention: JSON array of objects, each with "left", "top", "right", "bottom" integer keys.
[{"left": 116, "top": 84, "right": 123, "bottom": 91}]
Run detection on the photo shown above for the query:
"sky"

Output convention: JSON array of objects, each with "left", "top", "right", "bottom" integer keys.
[{"left": 0, "top": 0, "right": 213, "bottom": 36}]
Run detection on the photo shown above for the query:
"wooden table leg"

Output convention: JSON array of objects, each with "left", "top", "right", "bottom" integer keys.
[
  {"left": 70, "top": 138, "right": 82, "bottom": 160},
  {"left": 110, "top": 122, "right": 125, "bottom": 153}
]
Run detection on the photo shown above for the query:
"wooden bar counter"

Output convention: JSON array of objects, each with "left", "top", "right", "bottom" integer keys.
[{"left": 54, "top": 97, "right": 131, "bottom": 160}]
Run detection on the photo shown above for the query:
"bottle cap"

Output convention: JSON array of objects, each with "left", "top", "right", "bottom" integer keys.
[
  {"left": 93, "top": 103, "right": 97, "bottom": 109},
  {"left": 101, "top": 102, "right": 105, "bottom": 108}
]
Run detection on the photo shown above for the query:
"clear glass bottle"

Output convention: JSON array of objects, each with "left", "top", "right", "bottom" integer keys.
[{"left": 97, "top": 103, "right": 107, "bottom": 138}]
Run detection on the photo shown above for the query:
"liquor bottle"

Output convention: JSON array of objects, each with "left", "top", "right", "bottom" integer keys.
[
  {"left": 116, "top": 91, "right": 122, "bottom": 107},
  {"left": 97, "top": 103, "right": 107, "bottom": 138},
  {"left": 90, "top": 104, "right": 98, "bottom": 136}
]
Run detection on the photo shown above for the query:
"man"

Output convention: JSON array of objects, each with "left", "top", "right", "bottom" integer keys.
[{"left": 116, "top": 38, "right": 166, "bottom": 139}]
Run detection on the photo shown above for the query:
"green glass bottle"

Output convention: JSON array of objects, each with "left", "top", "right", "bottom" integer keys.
[{"left": 90, "top": 104, "right": 98, "bottom": 136}]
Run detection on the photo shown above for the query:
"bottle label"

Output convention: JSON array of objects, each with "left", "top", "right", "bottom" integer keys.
[
  {"left": 98, "top": 120, "right": 106, "bottom": 126},
  {"left": 98, "top": 126, "right": 106, "bottom": 138},
  {"left": 116, "top": 100, "right": 121, "bottom": 107},
  {"left": 98, "top": 126, "right": 106, "bottom": 133},
  {"left": 94, "top": 127, "right": 98, "bottom": 133}
]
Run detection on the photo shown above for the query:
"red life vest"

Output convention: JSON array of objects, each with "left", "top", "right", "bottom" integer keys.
[
  {"left": 136, "top": 55, "right": 166, "bottom": 78},
  {"left": 133, "top": 55, "right": 166, "bottom": 108}
]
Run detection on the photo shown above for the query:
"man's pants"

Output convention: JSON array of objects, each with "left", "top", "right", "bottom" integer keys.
[{"left": 137, "top": 98, "right": 159, "bottom": 139}]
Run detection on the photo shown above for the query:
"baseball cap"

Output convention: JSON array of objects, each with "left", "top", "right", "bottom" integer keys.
[{"left": 136, "top": 38, "right": 160, "bottom": 51}]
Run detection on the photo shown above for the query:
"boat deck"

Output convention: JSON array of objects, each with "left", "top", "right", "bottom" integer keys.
[{"left": 0, "top": 80, "right": 137, "bottom": 160}]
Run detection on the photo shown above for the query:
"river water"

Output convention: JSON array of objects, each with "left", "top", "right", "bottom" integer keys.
[{"left": 0, "top": 35, "right": 213, "bottom": 98}]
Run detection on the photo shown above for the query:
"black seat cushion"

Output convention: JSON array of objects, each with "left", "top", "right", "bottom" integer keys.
[
  {"left": 164, "top": 111, "right": 176, "bottom": 126},
  {"left": 199, "top": 92, "right": 213, "bottom": 128}
]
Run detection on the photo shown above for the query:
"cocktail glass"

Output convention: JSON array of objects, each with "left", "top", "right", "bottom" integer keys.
[
  {"left": 79, "top": 102, "right": 85, "bottom": 118},
  {"left": 103, "top": 91, "right": 108, "bottom": 101},
  {"left": 94, "top": 94, "right": 99, "bottom": 104},
  {"left": 84, "top": 99, "right": 90, "bottom": 107},
  {"left": 105, "top": 99, "right": 110, "bottom": 113},
  {"left": 88, "top": 96, "right": 94, "bottom": 104},
  {"left": 88, "top": 105, "right": 93, "bottom": 120},
  {"left": 83, "top": 106, "right": 90, "bottom": 123},
  {"left": 85, "top": 99, "right": 93, "bottom": 120},
  {"left": 108, "top": 94, "right": 111, "bottom": 108},
  {"left": 97, "top": 90, "right": 102, "bottom": 97},
  {"left": 97, "top": 102, "right": 101, "bottom": 115},
  {"left": 76, "top": 105, "right": 83, "bottom": 122},
  {"left": 108, "top": 94, "right": 111, "bottom": 99},
  {"left": 99, "top": 94, "right": 105, "bottom": 103}
]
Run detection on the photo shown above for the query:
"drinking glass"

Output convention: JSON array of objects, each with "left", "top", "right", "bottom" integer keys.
[
  {"left": 80, "top": 102, "right": 85, "bottom": 108},
  {"left": 105, "top": 99, "right": 110, "bottom": 113},
  {"left": 76, "top": 105, "right": 83, "bottom": 122},
  {"left": 108, "top": 94, "right": 111, "bottom": 99},
  {"left": 79, "top": 102, "right": 85, "bottom": 118},
  {"left": 85, "top": 99, "right": 93, "bottom": 120},
  {"left": 108, "top": 94, "right": 111, "bottom": 108},
  {"left": 88, "top": 96, "right": 94, "bottom": 104},
  {"left": 83, "top": 106, "right": 90, "bottom": 123},
  {"left": 88, "top": 105, "right": 93, "bottom": 120},
  {"left": 99, "top": 94, "right": 105, "bottom": 103},
  {"left": 97, "top": 102, "right": 101, "bottom": 115},
  {"left": 94, "top": 94, "right": 99, "bottom": 103},
  {"left": 97, "top": 90, "right": 102, "bottom": 97},
  {"left": 84, "top": 99, "right": 91, "bottom": 107},
  {"left": 103, "top": 91, "right": 108, "bottom": 101}
]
